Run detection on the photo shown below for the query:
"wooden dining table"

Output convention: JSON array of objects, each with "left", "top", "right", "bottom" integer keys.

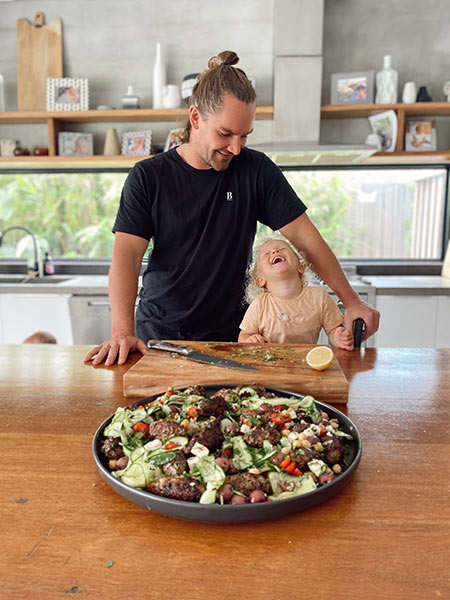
[{"left": 1, "top": 344, "right": 449, "bottom": 600}]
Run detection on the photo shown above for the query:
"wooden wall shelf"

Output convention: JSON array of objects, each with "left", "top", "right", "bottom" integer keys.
[
  {"left": 1, "top": 104, "right": 450, "bottom": 167},
  {"left": 0, "top": 106, "right": 273, "bottom": 168},
  {"left": 321, "top": 101, "right": 450, "bottom": 119},
  {"left": 321, "top": 101, "right": 450, "bottom": 160}
]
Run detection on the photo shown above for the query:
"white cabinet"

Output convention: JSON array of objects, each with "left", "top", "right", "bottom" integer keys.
[
  {"left": 435, "top": 296, "right": 450, "bottom": 347},
  {"left": 374, "top": 294, "right": 450, "bottom": 348},
  {"left": 0, "top": 293, "right": 73, "bottom": 344}
]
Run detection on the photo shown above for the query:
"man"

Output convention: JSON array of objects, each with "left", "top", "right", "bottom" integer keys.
[{"left": 85, "top": 50, "right": 379, "bottom": 366}]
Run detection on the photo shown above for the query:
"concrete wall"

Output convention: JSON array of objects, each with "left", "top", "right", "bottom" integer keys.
[
  {"left": 321, "top": 0, "right": 450, "bottom": 147},
  {"left": 1, "top": 0, "right": 449, "bottom": 150}
]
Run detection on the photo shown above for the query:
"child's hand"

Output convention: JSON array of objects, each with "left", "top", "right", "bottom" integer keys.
[
  {"left": 240, "top": 333, "right": 270, "bottom": 344},
  {"left": 333, "top": 326, "right": 354, "bottom": 351}
]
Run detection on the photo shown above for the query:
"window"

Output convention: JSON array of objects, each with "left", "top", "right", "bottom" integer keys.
[
  {"left": 0, "top": 171, "right": 127, "bottom": 260},
  {"left": 270, "top": 167, "right": 449, "bottom": 260},
  {"left": 1, "top": 166, "right": 448, "bottom": 269}
]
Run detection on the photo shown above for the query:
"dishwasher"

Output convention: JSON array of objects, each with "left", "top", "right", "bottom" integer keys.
[{"left": 69, "top": 296, "right": 112, "bottom": 345}]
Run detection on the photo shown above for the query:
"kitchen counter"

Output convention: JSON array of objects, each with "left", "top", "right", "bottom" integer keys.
[
  {"left": 367, "top": 274, "right": 450, "bottom": 294},
  {"left": 1, "top": 344, "right": 449, "bottom": 599},
  {"left": 0, "top": 275, "right": 450, "bottom": 296},
  {"left": 0, "top": 274, "right": 110, "bottom": 294},
  {"left": 1, "top": 273, "right": 450, "bottom": 295}
]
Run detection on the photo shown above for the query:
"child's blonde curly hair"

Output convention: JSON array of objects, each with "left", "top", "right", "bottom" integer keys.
[{"left": 244, "top": 235, "right": 309, "bottom": 304}]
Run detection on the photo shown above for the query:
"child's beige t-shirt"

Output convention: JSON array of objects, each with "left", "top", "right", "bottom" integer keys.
[{"left": 239, "top": 286, "right": 344, "bottom": 344}]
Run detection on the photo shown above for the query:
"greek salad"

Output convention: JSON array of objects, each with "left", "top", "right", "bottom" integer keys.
[{"left": 99, "top": 385, "right": 353, "bottom": 505}]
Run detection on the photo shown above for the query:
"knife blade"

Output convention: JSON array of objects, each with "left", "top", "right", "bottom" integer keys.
[{"left": 146, "top": 340, "right": 260, "bottom": 371}]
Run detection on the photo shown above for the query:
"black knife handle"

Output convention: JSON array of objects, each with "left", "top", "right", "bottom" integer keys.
[
  {"left": 353, "top": 319, "right": 365, "bottom": 348},
  {"left": 147, "top": 340, "right": 190, "bottom": 355}
]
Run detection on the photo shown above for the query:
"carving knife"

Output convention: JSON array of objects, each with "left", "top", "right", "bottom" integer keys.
[{"left": 146, "top": 340, "right": 260, "bottom": 371}]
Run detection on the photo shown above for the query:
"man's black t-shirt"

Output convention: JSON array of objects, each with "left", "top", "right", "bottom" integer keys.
[{"left": 113, "top": 147, "right": 306, "bottom": 341}]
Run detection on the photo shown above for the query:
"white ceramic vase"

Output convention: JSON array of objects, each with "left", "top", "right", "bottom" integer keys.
[
  {"left": 162, "top": 84, "right": 181, "bottom": 109},
  {"left": 402, "top": 81, "right": 417, "bottom": 104},
  {"left": 375, "top": 55, "right": 398, "bottom": 104},
  {"left": 152, "top": 42, "right": 167, "bottom": 109}
]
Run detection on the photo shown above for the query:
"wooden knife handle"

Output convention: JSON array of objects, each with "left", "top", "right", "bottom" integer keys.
[{"left": 147, "top": 340, "right": 190, "bottom": 355}]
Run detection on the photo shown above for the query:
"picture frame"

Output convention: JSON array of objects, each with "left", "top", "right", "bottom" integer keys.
[
  {"left": 58, "top": 131, "right": 93, "bottom": 156},
  {"left": 164, "top": 128, "right": 184, "bottom": 152},
  {"left": 368, "top": 109, "right": 397, "bottom": 152},
  {"left": 404, "top": 119, "right": 436, "bottom": 151},
  {"left": 331, "top": 71, "right": 374, "bottom": 105},
  {"left": 47, "top": 77, "right": 89, "bottom": 112},
  {"left": 121, "top": 130, "right": 152, "bottom": 156}
]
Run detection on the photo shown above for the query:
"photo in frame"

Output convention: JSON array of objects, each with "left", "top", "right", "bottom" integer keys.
[
  {"left": 121, "top": 130, "right": 152, "bottom": 156},
  {"left": 164, "top": 128, "right": 184, "bottom": 152},
  {"left": 58, "top": 131, "right": 93, "bottom": 156},
  {"left": 368, "top": 110, "right": 397, "bottom": 152},
  {"left": 47, "top": 77, "right": 89, "bottom": 111},
  {"left": 404, "top": 119, "right": 436, "bottom": 151},
  {"left": 331, "top": 71, "right": 374, "bottom": 105}
]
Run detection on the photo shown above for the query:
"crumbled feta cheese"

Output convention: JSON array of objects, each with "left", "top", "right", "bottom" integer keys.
[
  {"left": 302, "top": 424, "right": 321, "bottom": 437},
  {"left": 240, "top": 423, "right": 251, "bottom": 434},
  {"left": 191, "top": 442, "right": 209, "bottom": 457},
  {"left": 288, "top": 431, "right": 300, "bottom": 442},
  {"left": 307, "top": 459, "right": 328, "bottom": 477},
  {"left": 187, "top": 456, "right": 200, "bottom": 471},
  {"left": 287, "top": 409, "right": 297, "bottom": 420},
  {"left": 144, "top": 439, "right": 162, "bottom": 451}
]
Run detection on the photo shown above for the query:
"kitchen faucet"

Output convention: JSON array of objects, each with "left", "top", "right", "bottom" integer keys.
[{"left": 0, "top": 225, "right": 43, "bottom": 277}]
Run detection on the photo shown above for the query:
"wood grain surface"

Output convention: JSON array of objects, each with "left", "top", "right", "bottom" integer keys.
[
  {"left": 123, "top": 341, "right": 349, "bottom": 403},
  {"left": 17, "top": 12, "right": 63, "bottom": 111},
  {"left": 1, "top": 344, "right": 450, "bottom": 600}
]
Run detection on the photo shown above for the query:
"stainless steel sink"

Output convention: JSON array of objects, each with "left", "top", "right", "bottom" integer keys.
[{"left": 0, "top": 275, "right": 72, "bottom": 284}]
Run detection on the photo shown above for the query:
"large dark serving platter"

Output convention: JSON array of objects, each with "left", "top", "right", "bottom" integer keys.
[{"left": 92, "top": 385, "right": 362, "bottom": 523}]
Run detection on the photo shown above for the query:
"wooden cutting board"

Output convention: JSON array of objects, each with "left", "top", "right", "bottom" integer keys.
[
  {"left": 123, "top": 342, "right": 349, "bottom": 404},
  {"left": 17, "top": 12, "right": 63, "bottom": 111}
]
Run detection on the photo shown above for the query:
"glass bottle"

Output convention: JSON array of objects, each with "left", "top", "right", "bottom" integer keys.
[
  {"left": 121, "top": 85, "right": 140, "bottom": 109},
  {"left": 43, "top": 252, "right": 55, "bottom": 276},
  {"left": 375, "top": 55, "right": 398, "bottom": 104}
]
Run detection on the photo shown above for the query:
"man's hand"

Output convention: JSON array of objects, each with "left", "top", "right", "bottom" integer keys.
[
  {"left": 84, "top": 335, "right": 148, "bottom": 366},
  {"left": 344, "top": 299, "right": 380, "bottom": 341}
]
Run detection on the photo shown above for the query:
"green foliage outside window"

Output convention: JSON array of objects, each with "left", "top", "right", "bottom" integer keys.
[
  {"left": 0, "top": 172, "right": 126, "bottom": 259},
  {"left": 256, "top": 171, "right": 357, "bottom": 258},
  {"left": 0, "top": 170, "right": 356, "bottom": 261}
]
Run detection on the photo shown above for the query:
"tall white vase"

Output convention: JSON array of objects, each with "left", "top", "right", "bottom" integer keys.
[
  {"left": 152, "top": 42, "right": 167, "bottom": 109},
  {"left": 375, "top": 55, "right": 398, "bottom": 104}
]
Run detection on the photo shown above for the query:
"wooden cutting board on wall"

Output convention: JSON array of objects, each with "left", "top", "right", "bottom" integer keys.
[
  {"left": 123, "top": 342, "right": 349, "bottom": 404},
  {"left": 17, "top": 12, "right": 63, "bottom": 111}
]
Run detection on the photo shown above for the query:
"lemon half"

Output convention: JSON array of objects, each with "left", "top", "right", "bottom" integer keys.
[{"left": 306, "top": 346, "right": 334, "bottom": 371}]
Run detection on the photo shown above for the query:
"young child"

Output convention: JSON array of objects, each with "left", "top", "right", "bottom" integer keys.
[
  {"left": 238, "top": 237, "right": 354, "bottom": 350},
  {"left": 23, "top": 331, "right": 57, "bottom": 344}
]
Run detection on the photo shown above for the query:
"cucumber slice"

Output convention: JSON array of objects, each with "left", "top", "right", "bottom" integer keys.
[{"left": 164, "top": 436, "right": 188, "bottom": 447}]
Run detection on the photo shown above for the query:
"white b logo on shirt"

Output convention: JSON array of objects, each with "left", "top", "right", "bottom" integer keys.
[{"left": 226, "top": 191, "right": 233, "bottom": 201}]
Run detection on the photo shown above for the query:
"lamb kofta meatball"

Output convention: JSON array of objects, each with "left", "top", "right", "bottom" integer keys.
[
  {"left": 148, "top": 419, "right": 186, "bottom": 440},
  {"left": 185, "top": 418, "right": 224, "bottom": 454},
  {"left": 183, "top": 385, "right": 207, "bottom": 397},
  {"left": 101, "top": 437, "right": 124, "bottom": 460},
  {"left": 152, "top": 475, "right": 205, "bottom": 502},
  {"left": 228, "top": 473, "right": 271, "bottom": 497},
  {"left": 162, "top": 451, "right": 188, "bottom": 476},
  {"left": 197, "top": 394, "right": 227, "bottom": 418},
  {"left": 322, "top": 435, "right": 344, "bottom": 465}
]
